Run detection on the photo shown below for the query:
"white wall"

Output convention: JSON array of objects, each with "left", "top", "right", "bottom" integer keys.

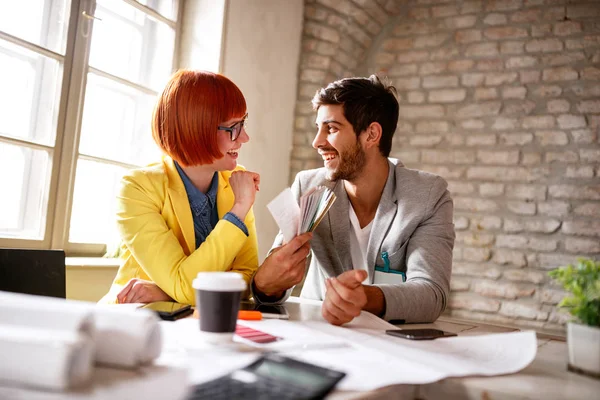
[{"left": 179, "top": 0, "right": 303, "bottom": 260}]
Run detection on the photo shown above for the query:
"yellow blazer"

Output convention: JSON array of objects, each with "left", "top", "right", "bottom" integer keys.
[{"left": 100, "top": 156, "right": 259, "bottom": 305}]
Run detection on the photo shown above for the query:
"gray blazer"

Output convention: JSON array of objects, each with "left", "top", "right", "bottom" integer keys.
[{"left": 255, "top": 159, "right": 455, "bottom": 323}]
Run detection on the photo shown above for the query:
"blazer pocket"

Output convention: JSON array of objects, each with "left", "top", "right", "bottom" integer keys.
[{"left": 384, "top": 241, "right": 409, "bottom": 273}]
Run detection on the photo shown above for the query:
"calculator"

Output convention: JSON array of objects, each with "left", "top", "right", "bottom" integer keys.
[{"left": 186, "top": 353, "right": 346, "bottom": 400}]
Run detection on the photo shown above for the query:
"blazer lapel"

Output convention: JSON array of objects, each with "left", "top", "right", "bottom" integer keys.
[
  {"left": 164, "top": 158, "right": 195, "bottom": 254},
  {"left": 366, "top": 160, "right": 398, "bottom": 278},
  {"left": 328, "top": 180, "right": 352, "bottom": 273},
  {"left": 216, "top": 171, "right": 232, "bottom": 220}
]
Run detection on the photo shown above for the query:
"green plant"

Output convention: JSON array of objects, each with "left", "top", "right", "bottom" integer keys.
[{"left": 549, "top": 258, "right": 600, "bottom": 327}]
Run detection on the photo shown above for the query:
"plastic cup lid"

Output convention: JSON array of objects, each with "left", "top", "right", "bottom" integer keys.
[{"left": 192, "top": 272, "right": 247, "bottom": 292}]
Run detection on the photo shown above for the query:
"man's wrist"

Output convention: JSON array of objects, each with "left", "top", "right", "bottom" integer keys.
[
  {"left": 253, "top": 271, "right": 284, "bottom": 299},
  {"left": 363, "top": 285, "right": 386, "bottom": 317}
]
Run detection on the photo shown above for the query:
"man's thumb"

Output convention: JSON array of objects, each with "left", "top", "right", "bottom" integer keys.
[{"left": 338, "top": 269, "right": 367, "bottom": 288}]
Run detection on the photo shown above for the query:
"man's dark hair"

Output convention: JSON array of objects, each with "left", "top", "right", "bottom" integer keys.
[{"left": 311, "top": 74, "right": 399, "bottom": 157}]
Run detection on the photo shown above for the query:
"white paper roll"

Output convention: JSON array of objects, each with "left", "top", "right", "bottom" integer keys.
[
  {"left": 93, "top": 307, "right": 162, "bottom": 368},
  {"left": 0, "top": 325, "right": 94, "bottom": 390},
  {"left": 0, "top": 291, "right": 95, "bottom": 338}
]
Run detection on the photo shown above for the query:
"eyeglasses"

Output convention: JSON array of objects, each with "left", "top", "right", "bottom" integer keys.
[{"left": 217, "top": 113, "right": 248, "bottom": 141}]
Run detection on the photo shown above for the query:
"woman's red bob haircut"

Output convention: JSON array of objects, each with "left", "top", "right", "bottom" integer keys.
[{"left": 152, "top": 70, "right": 247, "bottom": 166}]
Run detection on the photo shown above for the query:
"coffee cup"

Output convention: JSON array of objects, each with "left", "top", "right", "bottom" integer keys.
[{"left": 192, "top": 272, "right": 246, "bottom": 343}]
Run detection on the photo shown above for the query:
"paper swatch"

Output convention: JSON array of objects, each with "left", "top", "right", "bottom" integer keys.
[{"left": 267, "top": 186, "right": 336, "bottom": 243}]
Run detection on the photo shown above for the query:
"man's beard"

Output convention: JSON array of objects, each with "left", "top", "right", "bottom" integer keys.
[{"left": 326, "top": 141, "right": 366, "bottom": 182}]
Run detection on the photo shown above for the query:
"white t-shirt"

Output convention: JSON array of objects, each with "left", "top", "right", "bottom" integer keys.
[{"left": 348, "top": 205, "right": 372, "bottom": 284}]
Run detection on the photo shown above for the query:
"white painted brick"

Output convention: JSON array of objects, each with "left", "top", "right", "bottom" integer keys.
[
  {"left": 479, "top": 183, "right": 504, "bottom": 197},
  {"left": 450, "top": 294, "right": 500, "bottom": 312},
  {"left": 444, "top": 15, "right": 478, "bottom": 29},
  {"left": 553, "top": 21, "right": 582, "bottom": 36},
  {"left": 463, "top": 247, "right": 492, "bottom": 262},
  {"left": 454, "top": 216, "right": 469, "bottom": 230},
  {"left": 466, "top": 134, "right": 497, "bottom": 146},
  {"left": 533, "top": 85, "right": 562, "bottom": 98},
  {"left": 502, "top": 87, "right": 527, "bottom": 99},
  {"left": 429, "top": 89, "right": 467, "bottom": 103},
  {"left": 507, "top": 201, "right": 537, "bottom": 215},
  {"left": 392, "top": 77, "right": 421, "bottom": 90},
  {"left": 549, "top": 184, "right": 600, "bottom": 200},
  {"left": 453, "top": 262, "right": 502, "bottom": 279},
  {"left": 505, "top": 184, "right": 545, "bottom": 201},
  {"left": 538, "top": 201, "right": 570, "bottom": 217},
  {"left": 497, "top": 234, "right": 558, "bottom": 251},
  {"left": 580, "top": 149, "right": 600, "bottom": 163},
  {"left": 455, "top": 29, "right": 482, "bottom": 44},
  {"left": 522, "top": 152, "right": 542, "bottom": 165},
  {"left": 577, "top": 100, "right": 600, "bottom": 113},
  {"left": 448, "top": 181, "right": 476, "bottom": 195},
  {"left": 414, "top": 33, "right": 450, "bottom": 48},
  {"left": 476, "top": 59, "right": 504, "bottom": 72},
  {"left": 396, "top": 50, "right": 429, "bottom": 63},
  {"left": 444, "top": 134, "right": 466, "bottom": 146},
  {"left": 565, "top": 166, "right": 594, "bottom": 178},
  {"left": 485, "top": 72, "right": 518, "bottom": 86},
  {"left": 546, "top": 99, "right": 570, "bottom": 113},
  {"left": 565, "top": 237, "right": 600, "bottom": 253},
  {"left": 562, "top": 220, "right": 600, "bottom": 237},
  {"left": 505, "top": 56, "right": 537, "bottom": 69},
  {"left": 520, "top": 70, "right": 540, "bottom": 84},
  {"left": 419, "top": 62, "right": 447, "bottom": 76},
  {"left": 409, "top": 135, "right": 443, "bottom": 146},
  {"left": 501, "top": 41, "right": 525, "bottom": 54},
  {"left": 398, "top": 105, "right": 445, "bottom": 119},
  {"left": 421, "top": 150, "right": 476, "bottom": 164},
  {"left": 538, "top": 288, "right": 568, "bottom": 305},
  {"left": 421, "top": 165, "right": 466, "bottom": 179},
  {"left": 504, "top": 219, "right": 524, "bottom": 233},
  {"left": 499, "top": 301, "right": 549, "bottom": 320},
  {"left": 389, "top": 63, "right": 418, "bottom": 76},
  {"left": 415, "top": 121, "right": 449, "bottom": 133},
  {"left": 542, "top": 52, "right": 586, "bottom": 66},
  {"left": 456, "top": 102, "right": 502, "bottom": 118},
  {"left": 493, "top": 118, "right": 519, "bottom": 131},
  {"left": 471, "top": 215, "right": 503, "bottom": 230},
  {"left": 423, "top": 75, "right": 459, "bottom": 89},
  {"left": 392, "top": 150, "right": 420, "bottom": 164},
  {"left": 483, "top": 13, "right": 507, "bottom": 25},
  {"left": 474, "top": 88, "right": 498, "bottom": 100},
  {"left": 461, "top": 119, "right": 485, "bottom": 130},
  {"left": 461, "top": 72, "right": 485, "bottom": 86},
  {"left": 525, "top": 219, "right": 562, "bottom": 233},
  {"left": 467, "top": 166, "right": 541, "bottom": 182},
  {"left": 492, "top": 249, "right": 527, "bottom": 267},
  {"left": 456, "top": 231, "right": 496, "bottom": 247},
  {"left": 450, "top": 277, "right": 471, "bottom": 292},
  {"left": 504, "top": 100, "right": 536, "bottom": 116},
  {"left": 476, "top": 150, "right": 519, "bottom": 165},
  {"left": 522, "top": 116, "right": 555, "bottom": 129},
  {"left": 526, "top": 38, "right": 563, "bottom": 53},
  {"left": 484, "top": 26, "right": 528, "bottom": 40},
  {"left": 473, "top": 280, "right": 535, "bottom": 300},
  {"left": 465, "top": 42, "right": 499, "bottom": 57},
  {"left": 571, "top": 129, "right": 597, "bottom": 144},
  {"left": 538, "top": 253, "right": 580, "bottom": 271},
  {"left": 407, "top": 91, "right": 425, "bottom": 104},
  {"left": 454, "top": 197, "right": 498, "bottom": 212},
  {"left": 574, "top": 203, "right": 600, "bottom": 217},
  {"left": 558, "top": 114, "right": 587, "bottom": 129},
  {"left": 534, "top": 130, "right": 569, "bottom": 146},
  {"left": 543, "top": 67, "right": 579, "bottom": 82},
  {"left": 504, "top": 270, "right": 547, "bottom": 285},
  {"left": 545, "top": 151, "right": 579, "bottom": 163}
]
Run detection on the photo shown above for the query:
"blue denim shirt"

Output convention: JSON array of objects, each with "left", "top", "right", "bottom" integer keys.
[{"left": 175, "top": 162, "right": 248, "bottom": 249}]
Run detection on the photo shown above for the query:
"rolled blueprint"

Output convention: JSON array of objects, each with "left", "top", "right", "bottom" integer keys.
[
  {"left": 0, "top": 291, "right": 162, "bottom": 369},
  {"left": 93, "top": 306, "right": 162, "bottom": 368},
  {"left": 0, "top": 325, "right": 94, "bottom": 390}
]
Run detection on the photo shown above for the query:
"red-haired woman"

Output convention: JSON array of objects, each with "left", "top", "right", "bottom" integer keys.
[{"left": 100, "top": 70, "right": 261, "bottom": 305}]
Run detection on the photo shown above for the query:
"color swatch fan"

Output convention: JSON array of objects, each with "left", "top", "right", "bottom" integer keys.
[{"left": 267, "top": 186, "right": 336, "bottom": 243}]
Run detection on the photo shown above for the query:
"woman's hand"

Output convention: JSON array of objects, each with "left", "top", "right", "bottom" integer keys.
[
  {"left": 229, "top": 170, "right": 260, "bottom": 220},
  {"left": 116, "top": 278, "right": 173, "bottom": 304}
]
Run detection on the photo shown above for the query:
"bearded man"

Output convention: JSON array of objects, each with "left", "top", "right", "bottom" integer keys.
[{"left": 252, "top": 75, "right": 455, "bottom": 325}]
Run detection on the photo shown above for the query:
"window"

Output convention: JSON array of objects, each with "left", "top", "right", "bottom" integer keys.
[{"left": 0, "top": 0, "right": 180, "bottom": 255}]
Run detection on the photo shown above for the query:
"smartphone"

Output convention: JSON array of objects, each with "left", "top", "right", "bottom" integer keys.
[
  {"left": 139, "top": 301, "right": 192, "bottom": 321},
  {"left": 385, "top": 328, "right": 457, "bottom": 340}
]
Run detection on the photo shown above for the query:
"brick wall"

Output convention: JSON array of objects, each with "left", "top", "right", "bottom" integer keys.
[{"left": 293, "top": 0, "right": 600, "bottom": 330}]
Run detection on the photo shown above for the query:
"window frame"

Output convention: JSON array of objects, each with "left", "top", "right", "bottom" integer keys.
[{"left": 0, "top": 0, "right": 181, "bottom": 256}]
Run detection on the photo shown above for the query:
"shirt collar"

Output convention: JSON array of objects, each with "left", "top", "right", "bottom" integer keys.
[{"left": 174, "top": 162, "right": 218, "bottom": 216}]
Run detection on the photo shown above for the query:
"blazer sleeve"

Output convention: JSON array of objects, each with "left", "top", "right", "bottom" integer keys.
[
  {"left": 377, "top": 176, "right": 455, "bottom": 323},
  {"left": 116, "top": 170, "right": 259, "bottom": 305}
]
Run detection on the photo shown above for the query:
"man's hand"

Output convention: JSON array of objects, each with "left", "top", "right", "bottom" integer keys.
[
  {"left": 253, "top": 232, "right": 312, "bottom": 298},
  {"left": 116, "top": 278, "right": 173, "bottom": 304},
  {"left": 322, "top": 270, "right": 368, "bottom": 326}
]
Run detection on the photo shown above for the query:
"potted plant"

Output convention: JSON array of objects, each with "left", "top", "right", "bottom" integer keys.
[{"left": 549, "top": 258, "right": 600, "bottom": 378}]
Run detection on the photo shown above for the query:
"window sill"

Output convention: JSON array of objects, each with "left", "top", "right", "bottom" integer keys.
[{"left": 66, "top": 257, "right": 120, "bottom": 269}]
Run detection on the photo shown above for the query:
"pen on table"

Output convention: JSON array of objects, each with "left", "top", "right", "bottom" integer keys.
[{"left": 238, "top": 310, "right": 289, "bottom": 320}]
